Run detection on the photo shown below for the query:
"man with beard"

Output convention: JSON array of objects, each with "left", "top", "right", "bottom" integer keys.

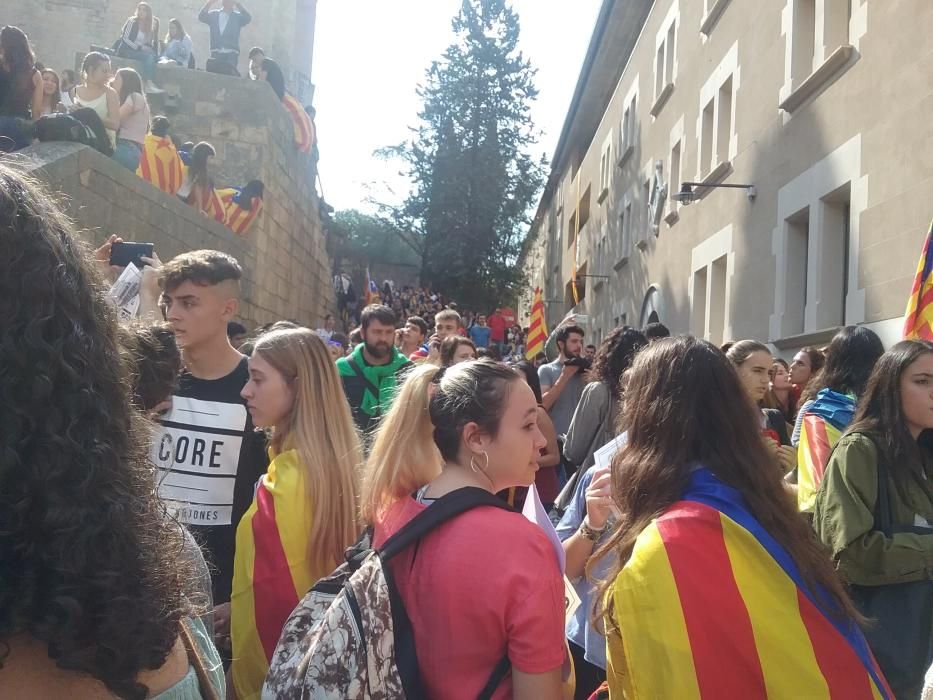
[{"left": 337, "top": 304, "right": 412, "bottom": 432}]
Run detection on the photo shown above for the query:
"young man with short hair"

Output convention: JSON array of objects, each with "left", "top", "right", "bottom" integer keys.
[
  {"left": 585, "top": 344, "right": 597, "bottom": 361},
  {"left": 199, "top": 0, "right": 252, "bottom": 70},
  {"left": 400, "top": 315, "right": 428, "bottom": 358},
  {"left": 336, "top": 304, "right": 412, "bottom": 432},
  {"left": 153, "top": 249, "right": 268, "bottom": 650},
  {"left": 538, "top": 324, "right": 588, "bottom": 437},
  {"left": 469, "top": 313, "right": 492, "bottom": 349}
]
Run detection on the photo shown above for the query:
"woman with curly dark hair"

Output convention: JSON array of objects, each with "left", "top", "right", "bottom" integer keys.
[{"left": 0, "top": 163, "right": 223, "bottom": 699}]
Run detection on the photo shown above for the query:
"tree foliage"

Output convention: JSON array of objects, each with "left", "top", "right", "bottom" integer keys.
[
  {"left": 331, "top": 209, "right": 421, "bottom": 268},
  {"left": 382, "top": 0, "right": 545, "bottom": 310}
]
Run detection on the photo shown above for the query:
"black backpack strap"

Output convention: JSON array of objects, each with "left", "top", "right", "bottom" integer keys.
[
  {"left": 379, "top": 487, "right": 512, "bottom": 561},
  {"left": 477, "top": 655, "right": 511, "bottom": 700},
  {"left": 347, "top": 357, "right": 381, "bottom": 399},
  {"left": 382, "top": 487, "right": 513, "bottom": 699}
]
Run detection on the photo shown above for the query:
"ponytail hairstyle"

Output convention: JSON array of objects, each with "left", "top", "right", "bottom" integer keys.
[
  {"left": 252, "top": 327, "right": 362, "bottom": 572},
  {"left": 80, "top": 51, "right": 110, "bottom": 83},
  {"left": 361, "top": 359, "right": 521, "bottom": 523}
]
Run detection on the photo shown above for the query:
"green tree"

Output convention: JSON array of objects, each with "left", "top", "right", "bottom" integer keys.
[
  {"left": 382, "top": 0, "right": 545, "bottom": 310},
  {"left": 331, "top": 209, "right": 422, "bottom": 267}
]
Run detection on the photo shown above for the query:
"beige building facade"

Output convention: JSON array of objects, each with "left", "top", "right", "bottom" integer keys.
[{"left": 520, "top": 0, "right": 933, "bottom": 355}]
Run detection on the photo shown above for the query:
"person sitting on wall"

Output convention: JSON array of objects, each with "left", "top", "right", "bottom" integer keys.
[
  {"left": 247, "top": 46, "right": 264, "bottom": 80},
  {"left": 115, "top": 2, "right": 164, "bottom": 94},
  {"left": 257, "top": 58, "right": 313, "bottom": 155},
  {"left": 160, "top": 18, "right": 194, "bottom": 68},
  {"left": 217, "top": 179, "right": 264, "bottom": 235},
  {"left": 198, "top": 0, "right": 251, "bottom": 76},
  {"left": 177, "top": 141, "right": 224, "bottom": 221},
  {"left": 137, "top": 115, "right": 185, "bottom": 194}
]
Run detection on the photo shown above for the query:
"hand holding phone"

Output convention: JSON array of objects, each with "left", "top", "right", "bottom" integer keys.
[{"left": 110, "top": 241, "right": 155, "bottom": 269}]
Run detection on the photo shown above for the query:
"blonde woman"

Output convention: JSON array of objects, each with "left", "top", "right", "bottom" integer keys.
[
  {"left": 231, "top": 327, "right": 362, "bottom": 700},
  {"left": 358, "top": 360, "right": 566, "bottom": 699}
]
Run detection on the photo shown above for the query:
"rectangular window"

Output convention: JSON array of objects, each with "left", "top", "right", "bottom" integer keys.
[
  {"left": 692, "top": 266, "right": 708, "bottom": 337},
  {"left": 817, "top": 183, "right": 851, "bottom": 327},
  {"left": 709, "top": 255, "right": 728, "bottom": 344},
  {"left": 599, "top": 138, "right": 612, "bottom": 202},
  {"left": 701, "top": 98, "right": 715, "bottom": 175},
  {"left": 578, "top": 185, "right": 592, "bottom": 229},
  {"left": 785, "top": 206, "right": 810, "bottom": 335},
  {"left": 655, "top": 44, "right": 665, "bottom": 99},
  {"left": 716, "top": 76, "right": 733, "bottom": 166},
  {"left": 567, "top": 210, "right": 577, "bottom": 248},
  {"left": 665, "top": 22, "right": 676, "bottom": 86},
  {"left": 669, "top": 140, "right": 682, "bottom": 211},
  {"left": 620, "top": 93, "right": 637, "bottom": 157}
]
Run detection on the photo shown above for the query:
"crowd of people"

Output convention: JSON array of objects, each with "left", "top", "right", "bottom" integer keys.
[
  {"left": 2, "top": 7, "right": 933, "bottom": 696},
  {"left": 0, "top": 7, "right": 316, "bottom": 234},
  {"left": 1, "top": 160, "right": 930, "bottom": 699}
]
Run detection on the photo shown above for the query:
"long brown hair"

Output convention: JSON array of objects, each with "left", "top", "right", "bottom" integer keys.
[
  {"left": 845, "top": 339, "right": 933, "bottom": 500},
  {"left": 591, "top": 336, "right": 858, "bottom": 631},
  {"left": 132, "top": 2, "right": 155, "bottom": 35}
]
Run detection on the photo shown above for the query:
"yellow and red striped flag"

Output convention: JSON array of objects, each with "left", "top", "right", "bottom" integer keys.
[
  {"left": 136, "top": 134, "right": 184, "bottom": 195},
  {"left": 903, "top": 221, "right": 933, "bottom": 339},
  {"left": 231, "top": 449, "right": 332, "bottom": 700},
  {"left": 218, "top": 187, "right": 263, "bottom": 236},
  {"left": 525, "top": 287, "right": 548, "bottom": 360},
  {"left": 606, "top": 467, "right": 892, "bottom": 699},
  {"left": 282, "top": 94, "right": 314, "bottom": 155}
]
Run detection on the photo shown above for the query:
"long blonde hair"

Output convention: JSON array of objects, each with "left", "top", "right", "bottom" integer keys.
[
  {"left": 253, "top": 327, "right": 363, "bottom": 572},
  {"left": 361, "top": 363, "right": 442, "bottom": 523}
]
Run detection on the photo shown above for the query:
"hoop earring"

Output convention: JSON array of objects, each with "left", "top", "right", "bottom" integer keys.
[{"left": 469, "top": 451, "right": 490, "bottom": 474}]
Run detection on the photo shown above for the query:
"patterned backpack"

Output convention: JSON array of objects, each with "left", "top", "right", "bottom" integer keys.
[{"left": 263, "top": 487, "right": 514, "bottom": 699}]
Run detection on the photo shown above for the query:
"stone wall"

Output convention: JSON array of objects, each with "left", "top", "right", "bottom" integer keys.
[
  {"left": 8, "top": 0, "right": 312, "bottom": 96},
  {"left": 9, "top": 63, "right": 335, "bottom": 329}
]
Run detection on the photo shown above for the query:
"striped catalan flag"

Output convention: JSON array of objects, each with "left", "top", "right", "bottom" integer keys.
[
  {"left": 606, "top": 467, "right": 892, "bottom": 699},
  {"left": 903, "top": 221, "right": 933, "bottom": 340},
  {"left": 136, "top": 134, "right": 184, "bottom": 195},
  {"left": 231, "top": 449, "right": 332, "bottom": 700},
  {"left": 796, "top": 389, "right": 856, "bottom": 513},
  {"left": 282, "top": 94, "right": 314, "bottom": 155},
  {"left": 189, "top": 186, "right": 225, "bottom": 224},
  {"left": 217, "top": 187, "right": 263, "bottom": 236},
  {"left": 525, "top": 287, "right": 548, "bottom": 360}
]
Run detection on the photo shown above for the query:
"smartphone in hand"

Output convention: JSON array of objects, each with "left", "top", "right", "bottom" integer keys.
[{"left": 110, "top": 241, "right": 154, "bottom": 269}]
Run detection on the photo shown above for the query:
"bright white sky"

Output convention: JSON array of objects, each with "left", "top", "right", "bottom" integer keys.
[{"left": 311, "top": 0, "right": 603, "bottom": 213}]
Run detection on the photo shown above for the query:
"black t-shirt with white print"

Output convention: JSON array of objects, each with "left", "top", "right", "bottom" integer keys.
[{"left": 152, "top": 356, "right": 267, "bottom": 604}]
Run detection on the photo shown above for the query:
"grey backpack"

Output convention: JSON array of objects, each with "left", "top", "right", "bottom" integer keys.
[{"left": 263, "top": 487, "right": 513, "bottom": 699}]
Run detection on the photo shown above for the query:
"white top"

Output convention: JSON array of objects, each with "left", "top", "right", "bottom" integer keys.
[
  {"left": 73, "top": 90, "right": 115, "bottom": 146},
  {"left": 218, "top": 10, "right": 232, "bottom": 34}
]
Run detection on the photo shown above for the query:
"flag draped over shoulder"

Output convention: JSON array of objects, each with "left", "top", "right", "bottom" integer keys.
[
  {"left": 525, "top": 287, "right": 548, "bottom": 360},
  {"left": 796, "top": 389, "right": 856, "bottom": 513},
  {"left": 231, "top": 450, "right": 329, "bottom": 700},
  {"left": 137, "top": 134, "right": 184, "bottom": 194},
  {"left": 282, "top": 94, "right": 314, "bottom": 155},
  {"left": 903, "top": 221, "right": 933, "bottom": 340},
  {"left": 606, "top": 467, "right": 891, "bottom": 700},
  {"left": 189, "top": 186, "right": 225, "bottom": 223},
  {"left": 217, "top": 187, "right": 263, "bottom": 236}
]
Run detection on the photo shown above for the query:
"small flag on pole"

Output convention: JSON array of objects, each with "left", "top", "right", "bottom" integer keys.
[
  {"left": 364, "top": 267, "right": 379, "bottom": 306},
  {"left": 525, "top": 287, "right": 548, "bottom": 360},
  {"left": 903, "top": 221, "right": 933, "bottom": 340}
]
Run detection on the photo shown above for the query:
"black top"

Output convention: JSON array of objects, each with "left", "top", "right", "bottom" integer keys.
[
  {"left": 152, "top": 356, "right": 268, "bottom": 603},
  {"left": 0, "top": 66, "right": 33, "bottom": 119}
]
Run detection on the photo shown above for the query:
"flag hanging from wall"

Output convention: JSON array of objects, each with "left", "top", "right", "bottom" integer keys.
[
  {"left": 903, "top": 220, "right": 933, "bottom": 340},
  {"left": 525, "top": 287, "right": 548, "bottom": 360}
]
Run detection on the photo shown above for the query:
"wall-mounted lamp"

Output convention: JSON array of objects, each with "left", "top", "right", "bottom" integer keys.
[{"left": 671, "top": 181, "right": 757, "bottom": 205}]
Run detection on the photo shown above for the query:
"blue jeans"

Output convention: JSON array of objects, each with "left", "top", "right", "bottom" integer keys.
[
  {"left": 117, "top": 46, "right": 157, "bottom": 82},
  {"left": 113, "top": 138, "right": 142, "bottom": 170}
]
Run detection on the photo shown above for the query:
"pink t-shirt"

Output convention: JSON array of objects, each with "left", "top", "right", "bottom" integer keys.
[{"left": 374, "top": 496, "right": 566, "bottom": 699}]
